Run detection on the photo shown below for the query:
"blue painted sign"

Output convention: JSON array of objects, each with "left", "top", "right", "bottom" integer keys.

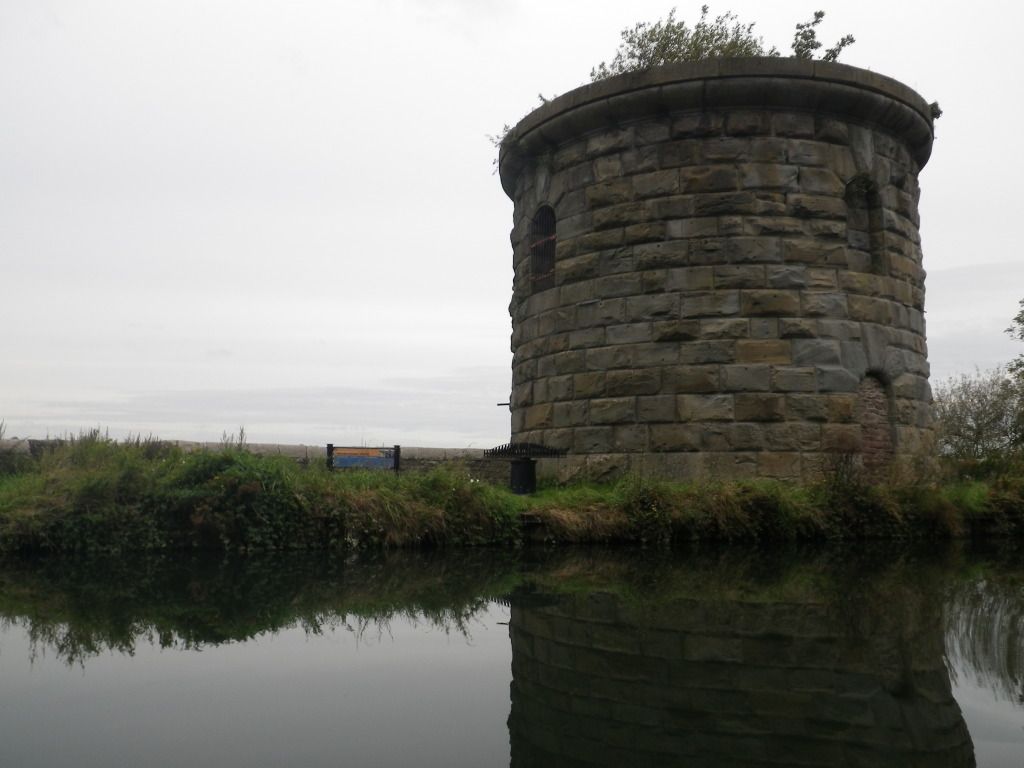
[{"left": 326, "top": 444, "right": 400, "bottom": 471}]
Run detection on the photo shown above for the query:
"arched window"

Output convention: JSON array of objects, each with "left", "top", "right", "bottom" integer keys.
[
  {"left": 845, "top": 176, "right": 886, "bottom": 275},
  {"left": 529, "top": 205, "right": 556, "bottom": 293}
]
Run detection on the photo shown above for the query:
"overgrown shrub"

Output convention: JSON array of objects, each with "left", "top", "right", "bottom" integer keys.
[{"left": 933, "top": 367, "right": 1024, "bottom": 462}]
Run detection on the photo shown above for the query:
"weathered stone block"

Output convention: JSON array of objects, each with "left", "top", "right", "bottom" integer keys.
[
  {"left": 574, "top": 426, "right": 614, "bottom": 453},
  {"left": 652, "top": 319, "right": 701, "bottom": 342},
  {"left": 787, "top": 140, "right": 830, "bottom": 166},
  {"left": 758, "top": 452, "right": 802, "bottom": 479},
  {"left": 701, "top": 318, "right": 749, "bottom": 339},
  {"left": 802, "top": 292, "right": 848, "bottom": 317},
  {"left": 798, "top": 167, "right": 844, "bottom": 196},
  {"left": 772, "top": 367, "right": 816, "bottom": 392},
  {"left": 735, "top": 393, "right": 786, "bottom": 422},
  {"left": 789, "top": 194, "right": 847, "bottom": 219},
  {"left": 739, "top": 163, "right": 799, "bottom": 191},
  {"left": 667, "top": 217, "right": 718, "bottom": 239},
  {"left": 792, "top": 339, "right": 841, "bottom": 366},
  {"left": 681, "top": 166, "right": 739, "bottom": 193},
  {"left": 633, "top": 170, "right": 680, "bottom": 198},
  {"left": 576, "top": 229, "right": 625, "bottom": 253},
  {"left": 735, "top": 340, "right": 791, "bottom": 364},
  {"left": 822, "top": 424, "right": 862, "bottom": 452},
  {"left": 573, "top": 372, "right": 605, "bottom": 399},
  {"left": 702, "top": 137, "right": 751, "bottom": 162},
  {"left": 678, "top": 340, "right": 735, "bottom": 364},
  {"left": 659, "top": 139, "right": 701, "bottom": 167},
  {"left": 664, "top": 365, "right": 720, "bottom": 393},
  {"left": 632, "top": 241, "right": 689, "bottom": 269},
  {"left": 664, "top": 266, "right": 713, "bottom": 291},
  {"left": 721, "top": 423, "right": 764, "bottom": 451},
  {"left": 623, "top": 222, "right": 666, "bottom": 245},
  {"left": 825, "top": 394, "right": 857, "bottom": 423},
  {"left": 786, "top": 394, "right": 827, "bottom": 422},
  {"left": 751, "top": 318, "right": 780, "bottom": 341},
  {"left": 552, "top": 350, "right": 586, "bottom": 374},
  {"left": 605, "top": 369, "right": 661, "bottom": 397},
  {"left": 741, "top": 216, "right": 805, "bottom": 236},
  {"left": 741, "top": 290, "right": 801, "bottom": 316},
  {"left": 626, "top": 294, "right": 678, "bottom": 320},
  {"left": 613, "top": 424, "right": 649, "bottom": 452},
  {"left": 692, "top": 191, "right": 758, "bottom": 216},
  {"left": 638, "top": 394, "right": 677, "bottom": 422},
  {"left": 764, "top": 422, "right": 821, "bottom": 451},
  {"left": 816, "top": 365, "right": 860, "bottom": 392},
  {"left": 569, "top": 327, "right": 605, "bottom": 348},
  {"left": 782, "top": 238, "right": 846, "bottom": 265},
  {"left": 892, "top": 373, "right": 930, "bottom": 400},
  {"left": 586, "top": 128, "right": 634, "bottom": 156},
  {"left": 841, "top": 341, "right": 869, "bottom": 378},
  {"left": 592, "top": 202, "right": 651, "bottom": 229},
  {"left": 606, "top": 322, "right": 652, "bottom": 345},
  {"left": 680, "top": 291, "right": 740, "bottom": 317},
  {"left": 772, "top": 113, "right": 815, "bottom": 137},
  {"left": 632, "top": 342, "right": 679, "bottom": 366},
  {"left": 714, "top": 265, "right": 765, "bottom": 289},
  {"left": 721, "top": 364, "right": 770, "bottom": 391},
  {"left": 553, "top": 400, "right": 588, "bottom": 427},
  {"left": 590, "top": 397, "right": 636, "bottom": 424},
  {"left": 593, "top": 154, "right": 623, "bottom": 181},
  {"left": 585, "top": 345, "right": 631, "bottom": 370},
  {"left": 649, "top": 424, "right": 702, "bottom": 451},
  {"left": 585, "top": 180, "right": 633, "bottom": 207},
  {"left": 511, "top": 382, "right": 533, "bottom": 408},
  {"left": 523, "top": 404, "right": 553, "bottom": 430},
  {"left": 766, "top": 265, "right": 807, "bottom": 289},
  {"left": 678, "top": 394, "right": 734, "bottom": 421},
  {"left": 691, "top": 236, "right": 782, "bottom": 265},
  {"left": 843, "top": 294, "right": 892, "bottom": 325},
  {"left": 593, "top": 274, "right": 643, "bottom": 298},
  {"left": 725, "top": 110, "right": 769, "bottom": 136},
  {"left": 547, "top": 375, "right": 574, "bottom": 401},
  {"left": 815, "top": 118, "right": 849, "bottom": 144}
]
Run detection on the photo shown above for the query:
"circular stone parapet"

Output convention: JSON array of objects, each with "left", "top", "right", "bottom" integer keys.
[{"left": 498, "top": 58, "right": 935, "bottom": 481}]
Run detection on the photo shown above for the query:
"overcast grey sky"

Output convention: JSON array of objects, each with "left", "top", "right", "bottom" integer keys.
[{"left": 2, "top": 0, "right": 1022, "bottom": 447}]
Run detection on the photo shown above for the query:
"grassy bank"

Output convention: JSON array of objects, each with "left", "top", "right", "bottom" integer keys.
[{"left": 1, "top": 432, "right": 1023, "bottom": 553}]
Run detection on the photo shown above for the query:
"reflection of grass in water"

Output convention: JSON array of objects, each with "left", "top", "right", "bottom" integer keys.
[
  {"left": 0, "top": 550, "right": 523, "bottom": 665},
  {"left": 4, "top": 540, "right": 1024, "bottom": 702},
  {"left": 945, "top": 571, "right": 1024, "bottom": 706}
]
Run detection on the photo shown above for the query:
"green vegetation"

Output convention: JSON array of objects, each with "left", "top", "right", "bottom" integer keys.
[
  {"left": 492, "top": 7, "right": 855, "bottom": 164},
  {"left": 590, "top": 6, "right": 854, "bottom": 81},
  {"left": 932, "top": 298, "right": 1024, "bottom": 462},
  {"left": 1, "top": 431, "right": 1023, "bottom": 554}
]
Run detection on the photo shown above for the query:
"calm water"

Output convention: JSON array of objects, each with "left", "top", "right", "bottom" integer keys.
[{"left": 0, "top": 545, "right": 1021, "bottom": 767}]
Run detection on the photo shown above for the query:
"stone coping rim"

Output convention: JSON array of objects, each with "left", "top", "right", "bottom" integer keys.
[{"left": 498, "top": 58, "right": 934, "bottom": 196}]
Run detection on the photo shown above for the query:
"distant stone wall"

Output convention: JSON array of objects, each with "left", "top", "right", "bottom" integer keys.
[{"left": 499, "top": 59, "right": 935, "bottom": 481}]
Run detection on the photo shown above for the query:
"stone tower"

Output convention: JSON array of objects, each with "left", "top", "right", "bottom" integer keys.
[{"left": 498, "top": 59, "right": 935, "bottom": 480}]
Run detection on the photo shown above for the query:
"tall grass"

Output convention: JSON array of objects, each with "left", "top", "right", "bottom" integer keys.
[{"left": 1, "top": 433, "right": 1023, "bottom": 553}]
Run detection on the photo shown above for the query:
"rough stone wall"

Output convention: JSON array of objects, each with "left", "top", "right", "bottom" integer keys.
[
  {"left": 508, "top": 590, "right": 973, "bottom": 767},
  {"left": 499, "top": 60, "right": 935, "bottom": 481}
]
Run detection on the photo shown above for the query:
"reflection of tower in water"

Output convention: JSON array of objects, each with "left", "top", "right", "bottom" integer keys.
[{"left": 508, "top": 586, "right": 975, "bottom": 767}]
